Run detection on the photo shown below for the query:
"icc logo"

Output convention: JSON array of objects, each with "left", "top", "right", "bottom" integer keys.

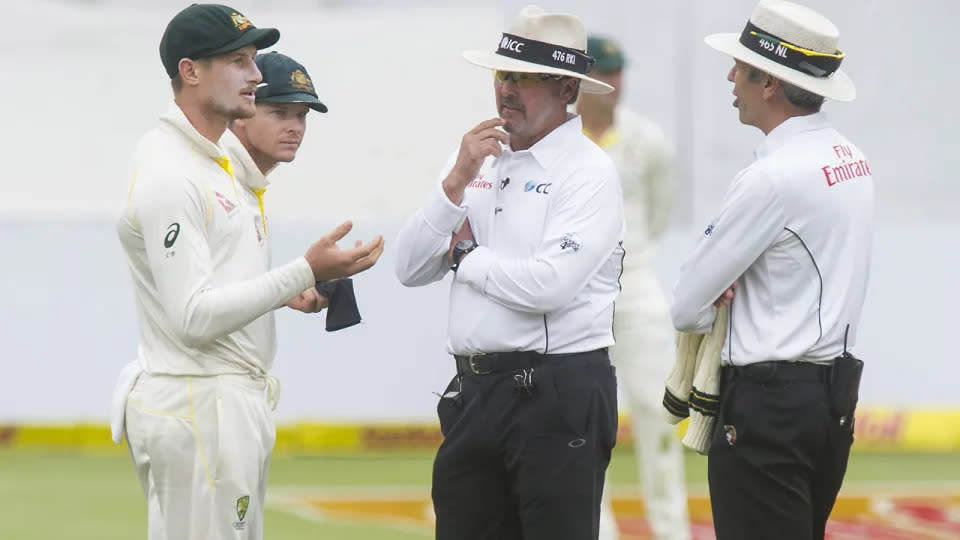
[
  {"left": 500, "top": 36, "right": 525, "bottom": 53},
  {"left": 524, "top": 181, "right": 551, "bottom": 194}
]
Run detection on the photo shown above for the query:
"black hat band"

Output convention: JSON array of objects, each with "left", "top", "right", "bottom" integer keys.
[
  {"left": 738, "top": 21, "right": 844, "bottom": 78},
  {"left": 495, "top": 33, "right": 595, "bottom": 75}
]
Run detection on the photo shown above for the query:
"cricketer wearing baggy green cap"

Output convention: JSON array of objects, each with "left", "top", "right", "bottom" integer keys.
[
  {"left": 159, "top": 3, "right": 280, "bottom": 142},
  {"left": 578, "top": 33, "right": 693, "bottom": 540},
  {"left": 229, "top": 51, "right": 328, "bottom": 175},
  {"left": 582, "top": 35, "right": 626, "bottom": 113},
  {"left": 225, "top": 51, "right": 363, "bottom": 332},
  {"left": 117, "top": 5, "right": 385, "bottom": 540}
]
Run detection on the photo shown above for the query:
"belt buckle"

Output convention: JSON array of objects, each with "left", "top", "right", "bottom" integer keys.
[{"left": 469, "top": 355, "right": 493, "bottom": 375}]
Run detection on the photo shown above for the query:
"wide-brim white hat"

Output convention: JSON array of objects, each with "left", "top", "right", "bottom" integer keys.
[
  {"left": 705, "top": 0, "right": 855, "bottom": 102},
  {"left": 462, "top": 5, "right": 614, "bottom": 94}
]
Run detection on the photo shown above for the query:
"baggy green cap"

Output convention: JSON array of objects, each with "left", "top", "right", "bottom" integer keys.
[
  {"left": 160, "top": 3, "right": 280, "bottom": 79},
  {"left": 254, "top": 52, "right": 328, "bottom": 113},
  {"left": 587, "top": 35, "right": 626, "bottom": 73}
]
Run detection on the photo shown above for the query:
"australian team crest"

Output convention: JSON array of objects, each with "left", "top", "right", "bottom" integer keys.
[
  {"left": 236, "top": 495, "right": 250, "bottom": 522},
  {"left": 231, "top": 13, "right": 252, "bottom": 30},
  {"left": 290, "top": 69, "right": 314, "bottom": 92}
]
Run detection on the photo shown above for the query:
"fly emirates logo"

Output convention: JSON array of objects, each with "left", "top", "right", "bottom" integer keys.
[
  {"left": 467, "top": 175, "right": 494, "bottom": 190},
  {"left": 822, "top": 144, "right": 872, "bottom": 187}
]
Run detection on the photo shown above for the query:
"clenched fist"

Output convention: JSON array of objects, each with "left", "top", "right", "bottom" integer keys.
[{"left": 286, "top": 287, "right": 328, "bottom": 313}]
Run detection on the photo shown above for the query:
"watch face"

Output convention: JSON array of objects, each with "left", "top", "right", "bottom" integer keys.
[{"left": 456, "top": 239, "right": 476, "bottom": 251}]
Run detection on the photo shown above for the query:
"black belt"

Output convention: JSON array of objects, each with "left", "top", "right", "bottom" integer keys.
[
  {"left": 454, "top": 349, "right": 607, "bottom": 376},
  {"left": 722, "top": 360, "right": 832, "bottom": 384}
]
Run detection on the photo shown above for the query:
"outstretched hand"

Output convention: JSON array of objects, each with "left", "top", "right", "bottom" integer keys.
[{"left": 304, "top": 221, "right": 385, "bottom": 282}]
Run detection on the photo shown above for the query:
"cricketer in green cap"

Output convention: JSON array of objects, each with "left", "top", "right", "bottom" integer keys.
[
  {"left": 160, "top": 3, "right": 279, "bottom": 142},
  {"left": 229, "top": 52, "right": 327, "bottom": 174},
  {"left": 578, "top": 34, "right": 690, "bottom": 540},
  {"left": 579, "top": 35, "right": 627, "bottom": 129}
]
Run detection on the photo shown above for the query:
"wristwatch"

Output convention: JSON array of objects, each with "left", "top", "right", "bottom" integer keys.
[{"left": 451, "top": 239, "right": 478, "bottom": 272}]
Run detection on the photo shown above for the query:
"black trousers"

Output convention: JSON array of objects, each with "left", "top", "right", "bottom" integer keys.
[
  {"left": 708, "top": 362, "right": 855, "bottom": 540},
  {"left": 432, "top": 349, "right": 618, "bottom": 540}
]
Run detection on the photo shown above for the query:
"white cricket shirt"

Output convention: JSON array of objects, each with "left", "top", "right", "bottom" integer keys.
[
  {"left": 671, "top": 113, "right": 874, "bottom": 365},
  {"left": 116, "top": 103, "right": 315, "bottom": 376},
  {"left": 396, "top": 115, "right": 625, "bottom": 355}
]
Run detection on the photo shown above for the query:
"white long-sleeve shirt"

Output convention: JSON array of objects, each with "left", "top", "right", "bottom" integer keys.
[
  {"left": 116, "top": 102, "right": 315, "bottom": 376},
  {"left": 395, "top": 115, "right": 625, "bottom": 355},
  {"left": 671, "top": 113, "right": 874, "bottom": 365}
]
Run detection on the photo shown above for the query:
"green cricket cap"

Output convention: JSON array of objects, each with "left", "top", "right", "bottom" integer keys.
[
  {"left": 254, "top": 52, "right": 328, "bottom": 113},
  {"left": 587, "top": 35, "right": 626, "bottom": 73},
  {"left": 159, "top": 3, "right": 280, "bottom": 79}
]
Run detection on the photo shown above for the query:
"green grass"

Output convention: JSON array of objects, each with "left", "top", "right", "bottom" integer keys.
[{"left": 2, "top": 449, "right": 959, "bottom": 539}]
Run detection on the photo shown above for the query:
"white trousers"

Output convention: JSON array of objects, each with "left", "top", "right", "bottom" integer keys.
[
  {"left": 125, "top": 373, "right": 276, "bottom": 540},
  {"left": 600, "top": 268, "right": 691, "bottom": 540}
]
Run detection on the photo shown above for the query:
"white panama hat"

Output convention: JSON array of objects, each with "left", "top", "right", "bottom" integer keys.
[
  {"left": 462, "top": 5, "right": 614, "bottom": 94},
  {"left": 705, "top": 0, "right": 855, "bottom": 102}
]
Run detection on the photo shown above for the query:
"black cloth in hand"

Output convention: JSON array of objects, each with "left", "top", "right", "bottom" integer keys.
[{"left": 314, "top": 278, "right": 362, "bottom": 331}]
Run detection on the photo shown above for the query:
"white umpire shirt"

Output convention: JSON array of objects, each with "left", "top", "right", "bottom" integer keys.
[
  {"left": 117, "top": 103, "right": 315, "bottom": 376},
  {"left": 396, "top": 115, "right": 625, "bottom": 355},
  {"left": 671, "top": 112, "right": 874, "bottom": 365}
]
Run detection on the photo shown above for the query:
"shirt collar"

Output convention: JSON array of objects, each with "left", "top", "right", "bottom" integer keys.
[
  {"left": 506, "top": 114, "right": 583, "bottom": 169},
  {"left": 159, "top": 101, "right": 228, "bottom": 162},
  {"left": 755, "top": 112, "right": 830, "bottom": 159},
  {"left": 220, "top": 129, "right": 271, "bottom": 190}
]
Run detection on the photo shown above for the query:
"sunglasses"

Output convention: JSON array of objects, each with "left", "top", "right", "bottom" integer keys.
[{"left": 494, "top": 70, "right": 567, "bottom": 88}]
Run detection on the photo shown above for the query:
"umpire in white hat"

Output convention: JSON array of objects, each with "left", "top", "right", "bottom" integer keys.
[
  {"left": 395, "top": 4, "right": 624, "bottom": 539},
  {"left": 671, "top": 1, "right": 873, "bottom": 539}
]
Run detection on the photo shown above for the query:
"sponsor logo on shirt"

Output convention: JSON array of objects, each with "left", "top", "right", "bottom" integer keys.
[
  {"left": 164, "top": 223, "right": 180, "bottom": 248},
  {"left": 467, "top": 175, "right": 494, "bottom": 190},
  {"left": 822, "top": 144, "right": 872, "bottom": 187},
  {"left": 524, "top": 181, "right": 551, "bottom": 194},
  {"left": 214, "top": 191, "right": 237, "bottom": 214},
  {"left": 560, "top": 232, "right": 582, "bottom": 252}
]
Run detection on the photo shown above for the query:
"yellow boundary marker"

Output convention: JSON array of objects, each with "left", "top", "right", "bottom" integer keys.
[{"left": 3, "top": 407, "right": 960, "bottom": 452}]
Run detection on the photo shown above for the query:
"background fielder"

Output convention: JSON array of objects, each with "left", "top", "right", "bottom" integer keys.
[{"left": 576, "top": 35, "right": 691, "bottom": 540}]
